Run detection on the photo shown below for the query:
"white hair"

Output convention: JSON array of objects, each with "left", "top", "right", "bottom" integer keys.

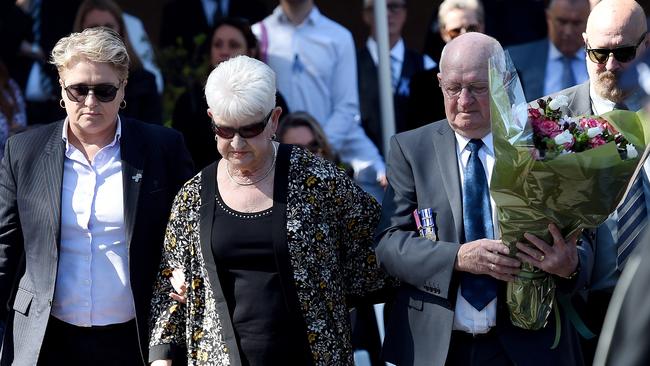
[
  {"left": 438, "top": 0, "right": 484, "bottom": 29},
  {"left": 204, "top": 55, "right": 276, "bottom": 122}
]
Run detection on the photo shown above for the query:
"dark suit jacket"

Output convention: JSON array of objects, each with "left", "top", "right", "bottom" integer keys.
[
  {"left": 508, "top": 38, "right": 549, "bottom": 101},
  {"left": 375, "top": 120, "right": 590, "bottom": 366},
  {"left": 356, "top": 45, "right": 426, "bottom": 156},
  {"left": 0, "top": 118, "right": 193, "bottom": 365},
  {"left": 159, "top": 0, "right": 268, "bottom": 51}
]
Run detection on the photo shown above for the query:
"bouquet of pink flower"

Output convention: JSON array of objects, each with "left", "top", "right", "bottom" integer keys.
[
  {"left": 488, "top": 53, "right": 650, "bottom": 332},
  {"left": 530, "top": 95, "right": 638, "bottom": 161}
]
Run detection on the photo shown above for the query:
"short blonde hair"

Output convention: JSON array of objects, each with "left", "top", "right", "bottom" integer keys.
[
  {"left": 50, "top": 27, "right": 130, "bottom": 81},
  {"left": 438, "top": 0, "right": 484, "bottom": 30}
]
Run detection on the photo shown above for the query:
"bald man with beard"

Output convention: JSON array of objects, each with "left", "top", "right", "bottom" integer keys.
[
  {"left": 375, "top": 32, "right": 589, "bottom": 366},
  {"left": 532, "top": 0, "right": 650, "bottom": 363}
]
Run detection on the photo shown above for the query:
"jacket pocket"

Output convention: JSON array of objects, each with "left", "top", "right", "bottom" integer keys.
[{"left": 12, "top": 287, "right": 34, "bottom": 315}]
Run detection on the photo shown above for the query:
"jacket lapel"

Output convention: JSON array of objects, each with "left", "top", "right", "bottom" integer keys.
[
  {"left": 433, "top": 122, "right": 463, "bottom": 240},
  {"left": 42, "top": 121, "right": 66, "bottom": 249},
  {"left": 120, "top": 121, "right": 145, "bottom": 250},
  {"left": 567, "top": 81, "right": 593, "bottom": 116}
]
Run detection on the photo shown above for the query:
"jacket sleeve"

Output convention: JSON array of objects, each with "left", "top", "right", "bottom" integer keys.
[
  {"left": 336, "top": 170, "right": 397, "bottom": 306},
  {"left": 0, "top": 138, "right": 24, "bottom": 321},
  {"left": 148, "top": 181, "right": 196, "bottom": 362},
  {"left": 374, "top": 135, "right": 461, "bottom": 300}
]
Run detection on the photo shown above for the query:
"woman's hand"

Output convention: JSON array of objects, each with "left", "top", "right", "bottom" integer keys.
[
  {"left": 169, "top": 268, "right": 188, "bottom": 304},
  {"left": 151, "top": 360, "right": 172, "bottom": 366}
]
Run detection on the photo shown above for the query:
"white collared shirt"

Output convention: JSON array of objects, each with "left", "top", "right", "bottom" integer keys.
[
  {"left": 452, "top": 132, "right": 498, "bottom": 334},
  {"left": 365, "top": 37, "right": 437, "bottom": 90},
  {"left": 544, "top": 41, "right": 588, "bottom": 96},
  {"left": 52, "top": 117, "right": 135, "bottom": 326},
  {"left": 253, "top": 6, "right": 385, "bottom": 178}
]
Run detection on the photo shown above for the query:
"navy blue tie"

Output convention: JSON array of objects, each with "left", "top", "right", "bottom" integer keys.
[
  {"left": 461, "top": 139, "right": 498, "bottom": 310},
  {"left": 561, "top": 56, "right": 577, "bottom": 90},
  {"left": 616, "top": 174, "right": 647, "bottom": 269}
]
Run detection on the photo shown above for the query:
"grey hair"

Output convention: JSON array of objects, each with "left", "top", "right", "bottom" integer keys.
[
  {"left": 438, "top": 0, "right": 484, "bottom": 29},
  {"left": 205, "top": 55, "right": 276, "bottom": 122},
  {"left": 50, "top": 27, "right": 130, "bottom": 81}
]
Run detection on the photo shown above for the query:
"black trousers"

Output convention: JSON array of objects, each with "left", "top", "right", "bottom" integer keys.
[
  {"left": 38, "top": 316, "right": 143, "bottom": 366},
  {"left": 445, "top": 330, "right": 513, "bottom": 366}
]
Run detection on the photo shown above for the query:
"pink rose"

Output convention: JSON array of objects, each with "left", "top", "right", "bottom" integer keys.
[
  {"left": 533, "top": 119, "right": 562, "bottom": 138},
  {"left": 590, "top": 135, "right": 606, "bottom": 147},
  {"left": 579, "top": 118, "right": 600, "bottom": 129}
]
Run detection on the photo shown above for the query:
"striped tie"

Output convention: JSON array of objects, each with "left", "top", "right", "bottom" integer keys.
[{"left": 617, "top": 174, "right": 648, "bottom": 269}]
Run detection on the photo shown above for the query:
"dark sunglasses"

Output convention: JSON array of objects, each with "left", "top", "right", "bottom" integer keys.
[
  {"left": 64, "top": 83, "right": 121, "bottom": 103},
  {"left": 446, "top": 24, "right": 481, "bottom": 39},
  {"left": 586, "top": 33, "right": 647, "bottom": 64},
  {"left": 213, "top": 111, "right": 272, "bottom": 139}
]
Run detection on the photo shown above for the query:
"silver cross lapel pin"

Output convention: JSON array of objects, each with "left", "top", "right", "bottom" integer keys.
[{"left": 132, "top": 173, "right": 143, "bottom": 183}]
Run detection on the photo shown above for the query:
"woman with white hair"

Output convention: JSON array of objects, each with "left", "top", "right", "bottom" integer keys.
[{"left": 148, "top": 55, "right": 394, "bottom": 366}]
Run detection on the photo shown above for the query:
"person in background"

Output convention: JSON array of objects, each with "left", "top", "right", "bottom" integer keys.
[
  {"left": 159, "top": 0, "right": 269, "bottom": 57},
  {"left": 508, "top": 0, "right": 590, "bottom": 101},
  {"left": 123, "top": 12, "right": 163, "bottom": 94},
  {"left": 0, "top": 60, "right": 27, "bottom": 159},
  {"left": 375, "top": 32, "right": 589, "bottom": 366},
  {"left": 74, "top": 0, "right": 162, "bottom": 125},
  {"left": 0, "top": 27, "right": 193, "bottom": 365},
  {"left": 358, "top": 0, "right": 436, "bottom": 157},
  {"left": 410, "top": 0, "right": 485, "bottom": 130},
  {"left": 277, "top": 111, "right": 337, "bottom": 162},
  {"left": 172, "top": 17, "right": 288, "bottom": 172},
  {"left": 533, "top": 0, "right": 650, "bottom": 363},
  {"left": 253, "top": 0, "right": 387, "bottom": 201},
  {"left": 148, "top": 55, "right": 393, "bottom": 365}
]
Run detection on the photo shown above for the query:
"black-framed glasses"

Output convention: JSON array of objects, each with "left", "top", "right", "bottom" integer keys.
[
  {"left": 586, "top": 33, "right": 647, "bottom": 64},
  {"left": 63, "top": 82, "right": 122, "bottom": 103},
  {"left": 213, "top": 110, "right": 272, "bottom": 139},
  {"left": 439, "top": 81, "right": 489, "bottom": 98}
]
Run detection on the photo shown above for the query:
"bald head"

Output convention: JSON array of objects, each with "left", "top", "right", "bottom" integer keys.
[
  {"left": 437, "top": 33, "right": 503, "bottom": 139},
  {"left": 584, "top": 0, "right": 647, "bottom": 102},
  {"left": 586, "top": 0, "right": 646, "bottom": 40},
  {"left": 439, "top": 32, "right": 503, "bottom": 73}
]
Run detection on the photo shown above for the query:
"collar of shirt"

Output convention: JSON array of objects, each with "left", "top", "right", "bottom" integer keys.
[
  {"left": 589, "top": 84, "right": 616, "bottom": 115},
  {"left": 275, "top": 4, "right": 320, "bottom": 27},
  {"left": 455, "top": 132, "right": 494, "bottom": 159},
  {"left": 365, "top": 37, "right": 405, "bottom": 66},
  {"left": 547, "top": 40, "right": 585, "bottom": 62},
  {"left": 61, "top": 116, "right": 122, "bottom": 155}
]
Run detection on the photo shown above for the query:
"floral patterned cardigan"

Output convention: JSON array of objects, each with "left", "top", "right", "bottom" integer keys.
[{"left": 149, "top": 144, "right": 395, "bottom": 365}]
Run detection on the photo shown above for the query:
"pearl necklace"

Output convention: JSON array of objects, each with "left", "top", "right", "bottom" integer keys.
[{"left": 226, "top": 143, "right": 277, "bottom": 186}]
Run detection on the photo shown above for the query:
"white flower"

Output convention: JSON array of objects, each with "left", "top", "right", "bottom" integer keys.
[
  {"left": 548, "top": 95, "right": 569, "bottom": 110},
  {"left": 587, "top": 126, "right": 604, "bottom": 138},
  {"left": 554, "top": 130, "right": 573, "bottom": 145},
  {"left": 559, "top": 115, "right": 576, "bottom": 125},
  {"left": 627, "top": 144, "right": 639, "bottom": 159}
]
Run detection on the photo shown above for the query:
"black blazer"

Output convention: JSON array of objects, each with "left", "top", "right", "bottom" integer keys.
[{"left": 0, "top": 118, "right": 193, "bottom": 365}]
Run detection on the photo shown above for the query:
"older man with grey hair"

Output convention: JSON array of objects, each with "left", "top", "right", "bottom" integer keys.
[{"left": 375, "top": 32, "right": 589, "bottom": 366}]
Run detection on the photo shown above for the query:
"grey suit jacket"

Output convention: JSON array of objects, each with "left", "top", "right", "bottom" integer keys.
[
  {"left": 376, "top": 120, "right": 589, "bottom": 366},
  {"left": 0, "top": 119, "right": 193, "bottom": 365},
  {"left": 508, "top": 38, "right": 549, "bottom": 101}
]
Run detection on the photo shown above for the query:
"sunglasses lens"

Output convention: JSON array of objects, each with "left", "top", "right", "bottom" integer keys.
[
  {"left": 65, "top": 85, "right": 89, "bottom": 102},
  {"left": 613, "top": 47, "right": 637, "bottom": 63},
  {"left": 588, "top": 49, "right": 610, "bottom": 64},
  {"left": 214, "top": 126, "right": 236, "bottom": 139},
  {"left": 238, "top": 122, "right": 267, "bottom": 138},
  {"left": 93, "top": 84, "right": 119, "bottom": 102}
]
